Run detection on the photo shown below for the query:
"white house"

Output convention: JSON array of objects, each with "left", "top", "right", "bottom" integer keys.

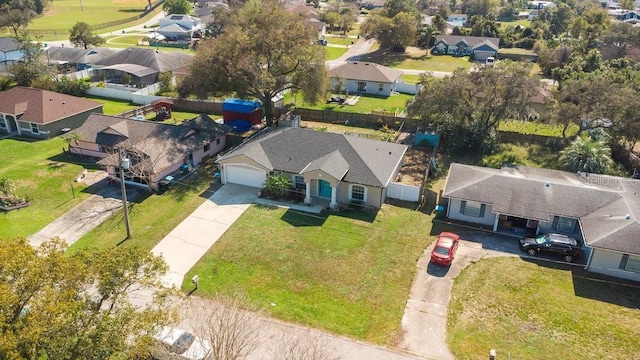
[
  {"left": 328, "top": 61, "right": 403, "bottom": 97},
  {"left": 157, "top": 14, "right": 201, "bottom": 40},
  {"left": 527, "top": 1, "right": 556, "bottom": 20},
  {"left": 0, "top": 37, "right": 24, "bottom": 72}
]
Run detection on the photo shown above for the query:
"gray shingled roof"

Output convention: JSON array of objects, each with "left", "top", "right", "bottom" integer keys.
[
  {"left": 328, "top": 62, "right": 403, "bottom": 83},
  {"left": 218, "top": 128, "right": 408, "bottom": 188},
  {"left": 301, "top": 150, "right": 349, "bottom": 180},
  {"left": 435, "top": 35, "right": 500, "bottom": 50},
  {"left": 443, "top": 163, "right": 640, "bottom": 254},
  {"left": 74, "top": 113, "right": 229, "bottom": 173},
  {"left": 92, "top": 47, "right": 192, "bottom": 73},
  {"left": 0, "top": 37, "right": 20, "bottom": 52},
  {"left": 45, "top": 47, "right": 117, "bottom": 64}
]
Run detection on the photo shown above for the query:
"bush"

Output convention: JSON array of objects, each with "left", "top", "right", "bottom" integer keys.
[{"left": 261, "top": 174, "right": 293, "bottom": 199}]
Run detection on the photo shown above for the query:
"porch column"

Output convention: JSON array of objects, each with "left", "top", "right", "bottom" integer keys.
[
  {"left": 492, "top": 214, "right": 499, "bottom": 232},
  {"left": 304, "top": 182, "right": 311, "bottom": 204},
  {"left": 330, "top": 185, "right": 337, "bottom": 209}
]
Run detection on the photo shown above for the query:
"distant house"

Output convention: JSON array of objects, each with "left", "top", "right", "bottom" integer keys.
[
  {"left": 446, "top": 13, "right": 468, "bottom": 27},
  {"left": 609, "top": 9, "right": 640, "bottom": 24},
  {"left": 44, "top": 46, "right": 118, "bottom": 70},
  {"left": 158, "top": 14, "right": 201, "bottom": 32},
  {"left": 217, "top": 127, "right": 408, "bottom": 209},
  {"left": 443, "top": 163, "right": 640, "bottom": 282},
  {"left": 69, "top": 113, "right": 230, "bottom": 190},
  {"left": 328, "top": 61, "right": 403, "bottom": 97},
  {"left": 0, "top": 87, "right": 103, "bottom": 138},
  {"left": 91, "top": 47, "right": 192, "bottom": 86},
  {"left": 358, "top": 0, "right": 385, "bottom": 10},
  {"left": 432, "top": 35, "right": 500, "bottom": 61},
  {"left": 308, "top": 18, "right": 327, "bottom": 38},
  {"left": 527, "top": 1, "right": 556, "bottom": 20},
  {"left": 0, "top": 37, "right": 23, "bottom": 72}
]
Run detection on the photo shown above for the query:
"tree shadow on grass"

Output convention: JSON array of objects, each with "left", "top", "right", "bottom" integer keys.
[
  {"left": 47, "top": 153, "right": 101, "bottom": 170},
  {"left": 358, "top": 48, "right": 413, "bottom": 67},
  {"left": 281, "top": 208, "right": 327, "bottom": 227}
]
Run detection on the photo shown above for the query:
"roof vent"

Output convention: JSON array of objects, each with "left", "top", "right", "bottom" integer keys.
[
  {"left": 62, "top": 101, "right": 66, "bottom": 105},
  {"left": 626, "top": 214, "right": 632, "bottom": 220},
  {"left": 49, "top": 98, "right": 53, "bottom": 101},
  {"left": 545, "top": 181, "right": 550, "bottom": 187}
]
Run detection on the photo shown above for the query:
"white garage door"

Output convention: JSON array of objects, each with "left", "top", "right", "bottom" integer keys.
[
  {"left": 224, "top": 164, "right": 267, "bottom": 188},
  {"left": 474, "top": 50, "right": 495, "bottom": 61}
]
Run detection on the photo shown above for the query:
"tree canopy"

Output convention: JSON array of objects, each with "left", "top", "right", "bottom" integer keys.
[
  {"left": 69, "top": 21, "right": 104, "bottom": 49},
  {"left": 178, "top": 0, "right": 328, "bottom": 126},
  {"left": 163, "top": 0, "right": 190, "bottom": 15},
  {"left": 0, "top": 0, "right": 47, "bottom": 36},
  {"left": 0, "top": 237, "right": 173, "bottom": 359},
  {"left": 406, "top": 62, "right": 540, "bottom": 154}
]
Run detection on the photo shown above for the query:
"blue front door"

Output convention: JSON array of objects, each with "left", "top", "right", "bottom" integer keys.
[{"left": 318, "top": 179, "right": 331, "bottom": 198}]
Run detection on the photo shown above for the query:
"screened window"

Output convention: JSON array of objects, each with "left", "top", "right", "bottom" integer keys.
[
  {"left": 625, "top": 256, "right": 640, "bottom": 273},
  {"left": 351, "top": 185, "right": 365, "bottom": 201},
  {"left": 378, "top": 83, "right": 384, "bottom": 92},
  {"left": 0, "top": 121, "right": 5, "bottom": 129},
  {"left": 30, "top": 123, "right": 39, "bottom": 134},
  {"left": 204, "top": 143, "right": 211, "bottom": 152},
  {"left": 357, "top": 82, "right": 366, "bottom": 92},
  {"left": 216, "top": 138, "right": 221, "bottom": 145},
  {"left": 555, "top": 217, "right": 577, "bottom": 233},
  {"left": 463, "top": 201, "right": 482, "bottom": 217},
  {"left": 293, "top": 175, "right": 306, "bottom": 191}
]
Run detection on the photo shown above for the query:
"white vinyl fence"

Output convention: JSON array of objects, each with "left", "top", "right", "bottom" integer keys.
[{"left": 387, "top": 182, "right": 420, "bottom": 202}]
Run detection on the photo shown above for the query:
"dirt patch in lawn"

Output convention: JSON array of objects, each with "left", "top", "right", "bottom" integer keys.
[{"left": 396, "top": 146, "right": 432, "bottom": 186}]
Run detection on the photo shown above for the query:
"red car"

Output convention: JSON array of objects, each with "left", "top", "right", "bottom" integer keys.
[{"left": 430, "top": 232, "right": 461, "bottom": 266}]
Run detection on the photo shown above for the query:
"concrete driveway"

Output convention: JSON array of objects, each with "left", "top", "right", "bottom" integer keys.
[
  {"left": 152, "top": 184, "right": 259, "bottom": 288},
  {"left": 398, "top": 231, "right": 522, "bottom": 360}
]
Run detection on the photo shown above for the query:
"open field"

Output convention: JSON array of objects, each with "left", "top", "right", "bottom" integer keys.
[
  {"left": 448, "top": 257, "right": 640, "bottom": 359},
  {"left": 183, "top": 203, "right": 434, "bottom": 344},
  {"left": 360, "top": 47, "right": 473, "bottom": 72},
  {"left": 0, "top": 137, "right": 94, "bottom": 239}
]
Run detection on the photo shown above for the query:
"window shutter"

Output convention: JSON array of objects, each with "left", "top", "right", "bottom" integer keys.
[
  {"left": 479, "top": 204, "right": 486, "bottom": 217},
  {"left": 620, "top": 254, "right": 630, "bottom": 270},
  {"left": 460, "top": 201, "right": 466, "bottom": 214}
]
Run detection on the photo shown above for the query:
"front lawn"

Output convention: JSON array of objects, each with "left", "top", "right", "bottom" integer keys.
[
  {"left": 325, "top": 46, "right": 348, "bottom": 60},
  {"left": 284, "top": 92, "right": 414, "bottom": 114},
  {"left": 0, "top": 137, "right": 94, "bottom": 238},
  {"left": 448, "top": 257, "right": 640, "bottom": 359},
  {"left": 184, "top": 204, "right": 434, "bottom": 344},
  {"left": 360, "top": 47, "right": 473, "bottom": 72}
]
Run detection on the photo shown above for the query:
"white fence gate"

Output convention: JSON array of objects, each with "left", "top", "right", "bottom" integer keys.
[{"left": 387, "top": 182, "right": 420, "bottom": 202}]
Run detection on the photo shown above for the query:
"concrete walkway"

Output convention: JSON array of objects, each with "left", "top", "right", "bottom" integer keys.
[
  {"left": 398, "top": 231, "right": 521, "bottom": 359},
  {"left": 152, "top": 184, "right": 259, "bottom": 288}
]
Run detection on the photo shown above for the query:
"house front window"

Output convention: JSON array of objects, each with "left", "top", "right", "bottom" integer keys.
[
  {"left": 624, "top": 255, "right": 640, "bottom": 273},
  {"left": 0, "top": 120, "right": 5, "bottom": 129},
  {"left": 350, "top": 184, "right": 366, "bottom": 202},
  {"left": 204, "top": 143, "right": 211, "bottom": 152},
  {"left": 293, "top": 175, "right": 306, "bottom": 191},
  {"left": 30, "top": 123, "right": 39, "bottom": 134},
  {"left": 216, "top": 138, "right": 220, "bottom": 145},
  {"left": 357, "top": 81, "right": 366, "bottom": 92},
  {"left": 461, "top": 200, "right": 484, "bottom": 217},
  {"left": 378, "top": 83, "right": 384, "bottom": 92},
  {"left": 555, "top": 216, "right": 577, "bottom": 233}
]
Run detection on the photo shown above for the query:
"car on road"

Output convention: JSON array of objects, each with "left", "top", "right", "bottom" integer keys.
[
  {"left": 430, "top": 232, "right": 461, "bottom": 266},
  {"left": 519, "top": 233, "right": 583, "bottom": 262},
  {"left": 152, "top": 326, "right": 212, "bottom": 360}
]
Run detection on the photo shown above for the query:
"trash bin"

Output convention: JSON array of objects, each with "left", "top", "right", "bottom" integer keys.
[{"left": 434, "top": 205, "right": 446, "bottom": 219}]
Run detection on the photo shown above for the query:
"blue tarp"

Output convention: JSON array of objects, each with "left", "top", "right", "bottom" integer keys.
[
  {"left": 227, "top": 119, "right": 252, "bottom": 132},
  {"left": 222, "top": 98, "right": 261, "bottom": 113}
]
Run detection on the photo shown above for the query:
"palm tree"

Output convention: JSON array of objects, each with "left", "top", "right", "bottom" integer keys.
[{"left": 559, "top": 137, "right": 613, "bottom": 174}]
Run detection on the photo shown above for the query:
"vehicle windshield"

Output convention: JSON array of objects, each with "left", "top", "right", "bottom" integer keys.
[
  {"left": 534, "top": 235, "right": 548, "bottom": 245},
  {"left": 434, "top": 246, "right": 450, "bottom": 255},
  {"left": 172, "top": 332, "right": 195, "bottom": 354}
]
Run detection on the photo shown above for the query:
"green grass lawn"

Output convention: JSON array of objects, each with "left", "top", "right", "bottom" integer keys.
[
  {"left": 284, "top": 92, "right": 414, "bottom": 114},
  {"left": 499, "top": 120, "right": 579, "bottom": 137},
  {"left": 448, "top": 257, "right": 640, "bottom": 359},
  {"left": 325, "top": 46, "right": 348, "bottom": 60},
  {"left": 325, "top": 36, "right": 353, "bottom": 46},
  {"left": 497, "top": 19, "right": 532, "bottom": 28},
  {"left": 68, "top": 163, "right": 218, "bottom": 254},
  {"left": 103, "top": 35, "right": 145, "bottom": 46},
  {"left": 360, "top": 48, "right": 473, "bottom": 72},
  {"left": 0, "top": 137, "right": 94, "bottom": 239},
  {"left": 183, "top": 203, "right": 434, "bottom": 344},
  {"left": 498, "top": 47, "right": 535, "bottom": 55},
  {"left": 401, "top": 74, "right": 422, "bottom": 84},
  {"left": 84, "top": 95, "right": 139, "bottom": 115}
]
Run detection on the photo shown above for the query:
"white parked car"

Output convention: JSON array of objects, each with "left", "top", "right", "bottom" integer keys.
[
  {"left": 152, "top": 326, "right": 212, "bottom": 360},
  {"left": 485, "top": 56, "right": 496, "bottom": 66}
]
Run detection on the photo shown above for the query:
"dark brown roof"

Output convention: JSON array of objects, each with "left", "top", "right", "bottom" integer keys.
[
  {"left": 0, "top": 87, "right": 103, "bottom": 124},
  {"left": 328, "top": 62, "right": 403, "bottom": 83}
]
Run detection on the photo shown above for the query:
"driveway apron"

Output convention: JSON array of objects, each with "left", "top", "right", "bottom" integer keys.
[{"left": 152, "top": 184, "right": 259, "bottom": 288}]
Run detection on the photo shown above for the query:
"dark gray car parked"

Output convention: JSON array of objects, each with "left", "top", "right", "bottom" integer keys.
[{"left": 519, "top": 233, "right": 583, "bottom": 262}]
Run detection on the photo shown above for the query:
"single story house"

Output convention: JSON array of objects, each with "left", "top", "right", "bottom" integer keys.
[
  {"left": 446, "top": 13, "right": 468, "bottom": 27},
  {"left": 0, "top": 37, "right": 23, "bottom": 72},
  {"left": 527, "top": 0, "right": 556, "bottom": 20},
  {"left": 442, "top": 163, "right": 640, "bottom": 282},
  {"left": 154, "top": 24, "right": 192, "bottom": 41},
  {"left": 216, "top": 127, "right": 408, "bottom": 209},
  {"left": 609, "top": 9, "right": 640, "bottom": 24},
  {"left": 44, "top": 46, "right": 118, "bottom": 70},
  {"left": 328, "top": 61, "right": 403, "bottom": 97},
  {"left": 358, "top": 0, "right": 385, "bottom": 10},
  {"left": 432, "top": 35, "right": 500, "bottom": 61},
  {"left": 69, "top": 113, "right": 230, "bottom": 190},
  {"left": 308, "top": 18, "right": 327, "bottom": 38},
  {"left": 0, "top": 87, "right": 103, "bottom": 138},
  {"left": 158, "top": 14, "right": 201, "bottom": 32}
]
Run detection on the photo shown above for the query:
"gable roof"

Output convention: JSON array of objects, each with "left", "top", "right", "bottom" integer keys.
[
  {"left": 156, "top": 23, "right": 191, "bottom": 33},
  {"left": 436, "top": 35, "right": 500, "bottom": 50},
  {"left": 0, "top": 87, "right": 103, "bottom": 124},
  {"left": 328, "top": 61, "right": 403, "bottom": 83},
  {"left": 45, "top": 46, "right": 117, "bottom": 64},
  {"left": 0, "top": 37, "right": 20, "bottom": 53},
  {"left": 92, "top": 48, "right": 192, "bottom": 73},
  {"left": 74, "top": 113, "right": 230, "bottom": 173},
  {"left": 218, "top": 127, "right": 407, "bottom": 187},
  {"left": 443, "top": 163, "right": 640, "bottom": 254}
]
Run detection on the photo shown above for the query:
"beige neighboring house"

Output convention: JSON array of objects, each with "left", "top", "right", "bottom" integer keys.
[
  {"left": 69, "top": 113, "right": 230, "bottom": 190},
  {"left": 328, "top": 61, "right": 403, "bottom": 97},
  {"left": 0, "top": 86, "right": 103, "bottom": 138},
  {"left": 443, "top": 163, "right": 640, "bottom": 282},
  {"left": 217, "top": 127, "right": 408, "bottom": 209}
]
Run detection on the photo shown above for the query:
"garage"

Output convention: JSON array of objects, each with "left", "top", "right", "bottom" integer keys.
[
  {"left": 223, "top": 164, "right": 267, "bottom": 188},
  {"left": 473, "top": 50, "right": 495, "bottom": 61}
]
